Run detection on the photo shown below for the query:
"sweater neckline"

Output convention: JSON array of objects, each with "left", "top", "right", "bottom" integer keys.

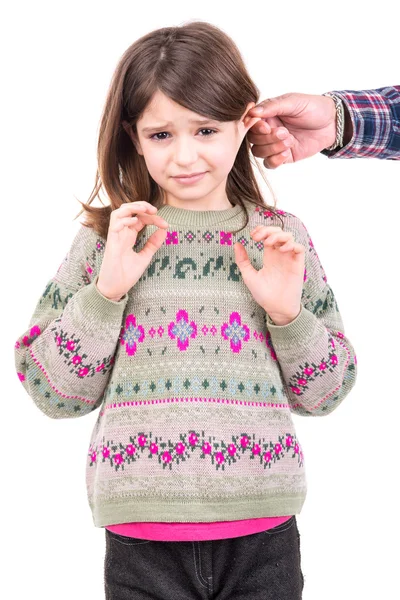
[{"left": 156, "top": 201, "right": 248, "bottom": 227}]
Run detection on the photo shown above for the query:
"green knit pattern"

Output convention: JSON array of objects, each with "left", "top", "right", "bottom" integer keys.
[{"left": 14, "top": 199, "right": 357, "bottom": 526}]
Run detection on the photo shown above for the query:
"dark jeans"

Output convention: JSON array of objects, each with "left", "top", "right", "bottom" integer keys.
[{"left": 104, "top": 515, "right": 304, "bottom": 599}]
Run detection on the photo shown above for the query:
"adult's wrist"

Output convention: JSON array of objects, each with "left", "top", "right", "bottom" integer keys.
[
  {"left": 323, "top": 93, "right": 345, "bottom": 150},
  {"left": 324, "top": 95, "right": 338, "bottom": 148}
]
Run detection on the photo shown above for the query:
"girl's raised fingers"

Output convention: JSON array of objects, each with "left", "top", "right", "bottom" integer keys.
[
  {"left": 115, "top": 207, "right": 168, "bottom": 228},
  {"left": 264, "top": 232, "right": 293, "bottom": 246},
  {"left": 119, "top": 216, "right": 138, "bottom": 226},
  {"left": 278, "top": 240, "right": 295, "bottom": 252},
  {"left": 251, "top": 225, "right": 283, "bottom": 236},
  {"left": 110, "top": 216, "right": 138, "bottom": 233},
  {"left": 114, "top": 202, "right": 158, "bottom": 218},
  {"left": 292, "top": 243, "right": 305, "bottom": 254},
  {"left": 278, "top": 241, "right": 304, "bottom": 254},
  {"left": 111, "top": 214, "right": 168, "bottom": 234}
]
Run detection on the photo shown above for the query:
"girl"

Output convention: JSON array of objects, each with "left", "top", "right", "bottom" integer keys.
[{"left": 14, "top": 21, "right": 357, "bottom": 600}]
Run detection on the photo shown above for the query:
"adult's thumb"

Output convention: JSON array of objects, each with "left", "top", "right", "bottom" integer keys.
[{"left": 252, "top": 93, "right": 298, "bottom": 119}]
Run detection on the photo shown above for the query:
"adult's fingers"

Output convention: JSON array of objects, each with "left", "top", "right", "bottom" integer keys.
[
  {"left": 249, "top": 125, "right": 294, "bottom": 161},
  {"left": 251, "top": 137, "right": 293, "bottom": 160},
  {"left": 247, "top": 126, "right": 290, "bottom": 145},
  {"left": 262, "top": 151, "right": 292, "bottom": 170},
  {"left": 248, "top": 118, "right": 272, "bottom": 135}
]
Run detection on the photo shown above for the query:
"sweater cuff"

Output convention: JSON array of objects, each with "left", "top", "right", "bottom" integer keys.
[
  {"left": 265, "top": 304, "right": 318, "bottom": 347},
  {"left": 74, "top": 275, "right": 129, "bottom": 324}
]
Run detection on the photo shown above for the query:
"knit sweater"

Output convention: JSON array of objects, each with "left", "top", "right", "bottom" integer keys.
[{"left": 14, "top": 199, "right": 357, "bottom": 534}]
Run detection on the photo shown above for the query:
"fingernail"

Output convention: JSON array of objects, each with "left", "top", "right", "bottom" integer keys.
[
  {"left": 252, "top": 107, "right": 262, "bottom": 113},
  {"left": 282, "top": 150, "right": 290, "bottom": 156},
  {"left": 276, "top": 129, "right": 288, "bottom": 140}
]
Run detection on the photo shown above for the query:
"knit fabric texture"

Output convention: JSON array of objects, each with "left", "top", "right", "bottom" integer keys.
[{"left": 14, "top": 199, "right": 357, "bottom": 527}]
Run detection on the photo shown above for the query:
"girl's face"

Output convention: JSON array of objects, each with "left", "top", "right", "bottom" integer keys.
[{"left": 125, "top": 90, "right": 261, "bottom": 208}]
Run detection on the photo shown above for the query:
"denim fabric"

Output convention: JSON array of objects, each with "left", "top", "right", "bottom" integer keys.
[{"left": 104, "top": 515, "right": 304, "bottom": 599}]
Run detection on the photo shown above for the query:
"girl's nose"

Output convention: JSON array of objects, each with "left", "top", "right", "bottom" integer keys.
[{"left": 174, "top": 137, "right": 197, "bottom": 162}]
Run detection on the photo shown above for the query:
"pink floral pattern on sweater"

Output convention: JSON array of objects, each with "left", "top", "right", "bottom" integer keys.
[{"left": 88, "top": 429, "right": 304, "bottom": 472}]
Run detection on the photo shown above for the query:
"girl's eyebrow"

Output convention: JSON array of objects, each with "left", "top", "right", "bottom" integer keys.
[{"left": 141, "top": 118, "right": 218, "bottom": 133}]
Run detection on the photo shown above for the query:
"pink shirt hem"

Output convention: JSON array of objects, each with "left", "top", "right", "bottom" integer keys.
[{"left": 105, "top": 516, "right": 293, "bottom": 541}]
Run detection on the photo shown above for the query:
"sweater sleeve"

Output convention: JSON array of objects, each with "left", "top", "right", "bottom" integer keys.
[
  {"left": 264, "top": 217, "right": 357, "bottom": 416},
  {"left": 14, "top": 224, "right": 129, "bottom": 419}
]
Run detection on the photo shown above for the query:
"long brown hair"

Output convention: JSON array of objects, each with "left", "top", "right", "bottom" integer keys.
[{"left": 74, "top": 20, "right": 283, "bottom": 239}]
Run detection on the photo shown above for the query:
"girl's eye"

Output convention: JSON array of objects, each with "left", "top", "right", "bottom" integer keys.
[{"left": 149, "top": 128, "right": 217, "bottom": 141}]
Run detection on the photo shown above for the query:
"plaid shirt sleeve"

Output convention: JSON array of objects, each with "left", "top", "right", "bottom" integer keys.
[{"left": 321, "top": 86, "right": 400, "bottom": 160}]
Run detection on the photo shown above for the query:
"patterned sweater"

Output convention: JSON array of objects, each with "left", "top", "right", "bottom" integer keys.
[{"left": 14, "top": 199, "right": 357, "bottom": 533}]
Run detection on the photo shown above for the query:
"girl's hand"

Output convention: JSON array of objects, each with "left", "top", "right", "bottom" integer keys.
[
  {"left": 234, "top": 225, "right": 305, "bottom": 325},
  {"left": 96, "top": 201, "right": 169, "bottom": 301}
]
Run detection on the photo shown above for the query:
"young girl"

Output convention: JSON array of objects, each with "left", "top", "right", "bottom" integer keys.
[{"left": 14, "top": 21, "right": 357, "bottom": 600}]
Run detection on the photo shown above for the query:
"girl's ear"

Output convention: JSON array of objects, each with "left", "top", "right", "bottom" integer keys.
[
  {"left": 241, "top": 102, "right": 263, "bottom": 133},
  {"left": 122, "top": 120, "right": 143, "bottom": 155}
]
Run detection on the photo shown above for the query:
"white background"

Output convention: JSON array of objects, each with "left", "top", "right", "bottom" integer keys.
[{"left": 2, "top": 1, "right": 399, "bottom": 598}]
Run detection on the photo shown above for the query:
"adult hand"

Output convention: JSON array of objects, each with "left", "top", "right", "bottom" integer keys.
[{"left": 246, "top": 93, "right": 339, "bottom": 169}]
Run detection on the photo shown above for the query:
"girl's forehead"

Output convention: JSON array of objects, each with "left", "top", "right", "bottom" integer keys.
[
  {"left": 141, "top": 93, "right": 198, "bottom": 121},
  {"left": 139, "top": 97, "right": 218, "bottom": 130}
]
